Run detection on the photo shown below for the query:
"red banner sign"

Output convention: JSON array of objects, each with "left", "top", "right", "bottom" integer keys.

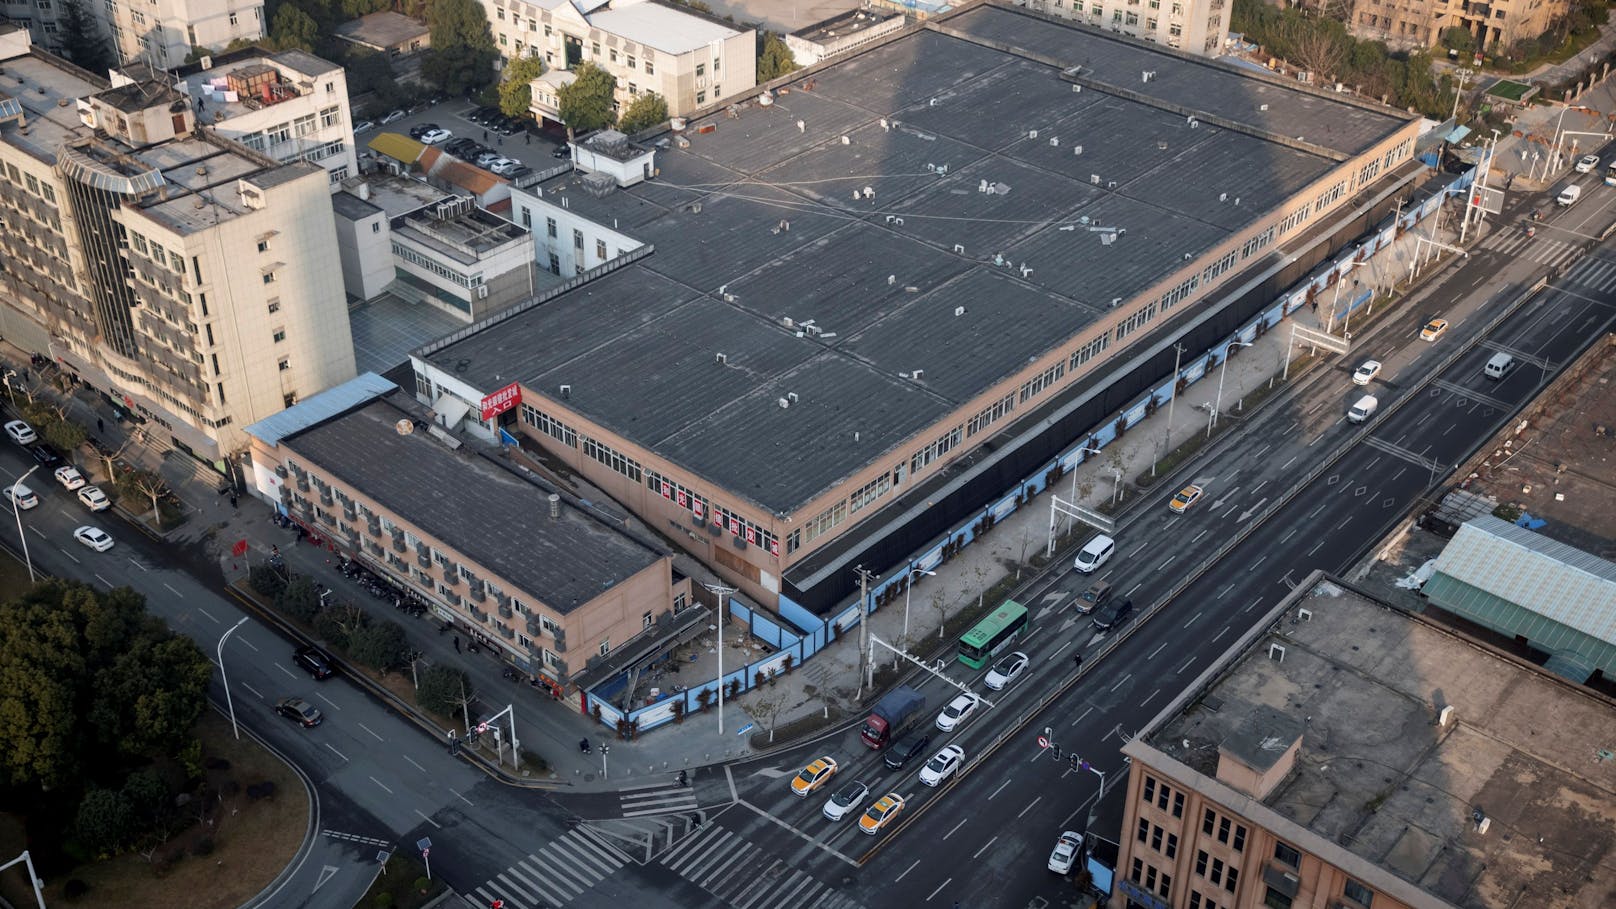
[{"left": 479, "top": 382, "right": 521, "bottom": 420}]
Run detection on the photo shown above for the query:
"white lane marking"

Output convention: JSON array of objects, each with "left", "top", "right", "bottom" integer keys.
[
  {"left": 1126, "top": 582, "right": 1143, "bottom": 597},
  {"left": 277, "top": 663, "right": 297, "bottom": 679},
  {"left": 1179, "top": 656, "right": 1196, "bottom": 674},
  {"left": 94, "top": 573, "right": 114, "bottom": 588},
  {"left": 1251, "top": 555, "right": 1267, "bottom": 571},
  {"left": 198, "top": 607, "right": 219, "bottom": 623},
  {"left": 1016, "top": 798, "right": 1042, "bottom": 819},
  {"left": 1070, "top": 706, "right": 1094, "bottom": 728},
  {"left": 315, "top": 692, "right": 341, "bottom": 710},
  {"left": 1243, "top": 597, "right": 1265, "bottom": 614},
  {"left": 1183, "top": 611, "right": 1202, "bottom": 629},
  {"left": 1148, "top": 641, "right": 1169, "bottom": 660},
  {"left": 1252, "top": 480, "right": 1268, "bottom": 494},
  {"left": 895, "top": 860, "right": 921, "bottom": 884},
  {"left": 927, "top": 878, "right": 954, "bottom": 901},
  {"left": 1157, "top": 555, "right": 1176, "bottom": 571},
  {"left": 1283, "top": 455, "right": 1298, "bottom": 469},
  {"left": 1216, "top": 584, "right": 1235, "bottom": 599},
  {"left": 990, "top": 778, "right": 1014, "bottom": 800},
  {"left": 358, "top": 723, "right": 384, "bottom": 742},
  {"left": 414, "top": 809, "right": 441, "bottom": 829},
  {"left": 1109, "top": 673, "right": 1133, "bottom": 692},
  {"left": 451, "top": 789, "right": 473, "bottom": 807},
  {"left": 238, "top": 636, "right": 259, "bottom": 652},
  {"left": 128, "top": 558, "right": 147, "bottom": 572},
  {"left": 1191, "top": 529, "right": 1208, "bottom": 544},
  {"left": 403, "top": 755, "right": 427, "bottom": 773},
  {"left": 1280, "top": 528, "right": 1297, "bottom": 543},
  {"left": 370, "top": 776, "right": 394, "bottom": 794},
  {"left": 241, "top": 681, "right": 264, "bottom": 699},
  {"left": 325, "top": 743, "right": 349, "bottom": 762},
  {"left": 163, "top": 582, "right": 183, "bottom": 597},
  {"left": 1212, "top": 626, "right": 1230, "bottom": 643},
  {"left": 944, "top": 816, "right": 969, "bottom": 840},
  {"left": 1140, "top": 688, "right": 1160, "bottom": 708},
  {"left": 1308, "top": 539, "right": 1327, "bottom": 556}
]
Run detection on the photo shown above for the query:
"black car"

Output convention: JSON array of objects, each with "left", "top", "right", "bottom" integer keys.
[
  {"left": 27, "top": 444, "right": 64, "bottom": 469},
  {"left": 495, "top": 118, "right": 524, "bottom": 136},
  {"left": 1091, "top": 597, "right": 1134, "bottom": 632},
  {"left": 445, "top": 138, "right": 477, "bottom": 156},
  {"left": 408, "top": 123, "right": 440, "bottom": 140},
  {"left": 275, "top": 697, "right": 323, "bottom": 727},
  {"left": 551, "top": 144, "right": 572, "bottom": 159},
  {"left": 883, "top": 732, "right": 932, "bottom": 770},
  {"left": 293, "top": 646, "right": 334, "bottom": 679},
  {"left": 470, "top": 106, "right": 500, "bottom": 125}
]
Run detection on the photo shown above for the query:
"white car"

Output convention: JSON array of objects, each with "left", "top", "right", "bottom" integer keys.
[
  {"left": 1576, "top": 154, "right": 1600, "bottom": 174},
  {"left": 984, "top": 651, "right": 1028, "bottom": 690},
  {"left": 822, "top": 780, "right": 869, "bottom": 821},
  {"left": 77, "top": 485, "right": 111, "bottom": 511},
  {"left": 419, "top": 127, "right": 453, "bottom": 145},
  {"left": 5, "top": 419, "right": 37, "bottom": 444},
  {"left": 74, "top": 525, "right": 114, "bottom": 552},
  {"left": 1048, "top": 830, "right": 1083, "bottom": 874},
  {"left": 379, "top": 109, "right": 407, "bottom": 125},
  {"left": 54, "top": 465, "right": 87, "bottom": 490},
  {"left": 918, "top": 744, "right": 964, "bottom": 787},
  {"left": 1352, "top": 360, "right": 1382, "bottom": 385},
  {"left": 489, "top": 158, "right": 523, "bottom": 176},
  {"left": 6, "top": 481, "right": 38, "bottom": 510},
  {"left": 935, "top": 692, "right": 980, "bottom": 732}
]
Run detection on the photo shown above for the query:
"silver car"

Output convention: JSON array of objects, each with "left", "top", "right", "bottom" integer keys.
[{"left": 822, "top": 780, "right": 869, "bottom": 821}]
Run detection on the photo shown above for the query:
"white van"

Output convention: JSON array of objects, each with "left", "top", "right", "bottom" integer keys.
[
  {"left": 1557, "top": 184, "right": 1582, "bottom": 206},
  {"left": 1074, "top": 534, "right": 1115, "bottom": 573},
  {"left": 1347, "top": 395, "right": 1378, "bottom": 423},
  {"left": 1484, "top": 352, "right": 1515, "bottom": 380},
  {"left": 6, "top": 481, "right": 39, "bottom": 510}
]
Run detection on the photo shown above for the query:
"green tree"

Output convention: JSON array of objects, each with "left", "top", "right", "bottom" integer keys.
[
  {"left": 497, "top": 54, "right": 546, "bottom": 118},
  {"left": 270, "top": 5, "right": 319, "bottom": 52},
  {"left": 73, "top": 788, "right": 134, "bottom": 855},
  {"left": 248, "top": 563, "right": 288, "bottom": 598},
  {"left": 557, "top": 62, "right": 616, "bottom": 140},
  {"left": 0, "top": 582, "right": 210, "bottom": 791},
  {"left": 58, "top": 0, "right": 114, "bottom": 74},
  {"left": 416, "top": 665, "right": 470, "bottom": 717},
  {"left": 342, "top": 0, "right": 391, "bottom": 17},
  {"left": 1440, "top": 26, "right": 1475, "bottom": 54},
  {"left": 422, "top": 0, "right": 497, "bottom": 96},
  {"left": 349, "top": 619, "right": 408, "bottom": 671},
  {"left": 313, "top": 602, "right": 368, "bottom": 652},
  {"left": 756, "top": 32, "right": 798, "bottom": 83},
  {"left": 617, "top": 92, "right": 668, "bottom": 134},
  {"left": 276, "top": 575, "right": 322, "bottom": 624}
]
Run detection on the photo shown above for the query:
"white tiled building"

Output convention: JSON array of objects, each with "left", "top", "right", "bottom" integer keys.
[
  {"left": 483, "top": 0, "right": 756, "bottom": 120},
  {"left": 105, "top": 0, "right": 264, "bottom": 70},
  {"left": 0, "top": 29, "right": 354, "bottom": 467},
  {"left": 153, "top": 47, "right": 357, "bottom": 191},
  {"left": 1018, "top": 0, "right": 1231, "bottom": 56},
  {"left": 509, "top": 130, "right": 648, "bottom": 277}
]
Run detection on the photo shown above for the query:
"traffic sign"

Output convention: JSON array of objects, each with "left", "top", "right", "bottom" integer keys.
[{"left": 1037, "top": 735, "right": 1050, "bottom": 749}]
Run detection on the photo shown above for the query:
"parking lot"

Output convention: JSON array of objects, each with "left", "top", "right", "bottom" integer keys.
[{"left": 355, "top": 99, "right": 570, "bottom": 181}]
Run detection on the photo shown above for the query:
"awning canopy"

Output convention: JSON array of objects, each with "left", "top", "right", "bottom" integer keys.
[{"left": 368, "top": 131, "right": 425, "bottom": 164}]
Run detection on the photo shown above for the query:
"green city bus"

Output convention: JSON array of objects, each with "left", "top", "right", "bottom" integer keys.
[{"left": 958, "top": 600, "right": 1029, "bottom": 669}]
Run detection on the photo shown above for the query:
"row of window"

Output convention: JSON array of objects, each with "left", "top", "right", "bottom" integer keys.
[
  {"left": 848, "top": 471, "right": 892, "bottom": 514},
  {"left": 910, "top": 425, "right": 962, "bottom": 474},
  {"left": 583, "top": 435, "right": 643, "bottom": 483},
  {"left": 1128, "top": 856, "right": 1173, "bottom": 900},
  {"left": 392, "top": 241, "right": 485, "bottom": 288},
  {"left": 1142, "top": 775, "right": 1187, "bottom": 818},
  {"left": 1240, "top": 225, "right": 1276, "bottom": 259},
  {"left": 1137, "top": 817, "right": 1180, "bottom": 859},
  {"left": 645, "top": 470, "right": 711, "bottom": 522},
  {"left": 1201, "top": 249, "right": 1238, "bottom": 285},
  {"left": 1115, "top": 300, "right": 1158, "bottom": 343},
  {"left": 1193, "top": 849, "right": 1239, "bottom": 892},
  {"left": 967, "top": 393, "right": 1015, "bottom": 438},
  {"left": 1312, "top": 180, "right": 1347, "bottom": 215},
  {"left": 1019, "top": 361, "right": 1065, "bottom": 402}
]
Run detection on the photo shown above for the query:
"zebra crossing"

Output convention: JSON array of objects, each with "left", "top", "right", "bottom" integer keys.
[
  {"left": 464, "top": 825, "right": 629, "bottom": 909},
  {"left": 617, "top": 779, "right": 699, "bottom": 818},
  {"left": 1563, "top": 256, "right": 1616, "bottom": 293},
  {"left": 657, "top": 821, "right": 864, "bottom": 909},
  {"left": 1482, "top": 229, "right": 1582, "bottom": 268}
]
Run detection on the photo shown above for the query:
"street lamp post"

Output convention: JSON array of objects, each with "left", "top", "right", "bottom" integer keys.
[
  {"left": 901, "top": 566, "right": 935, "bottom": 642},
  {"left": 0, "top": 850, "right": 46, "bottom": 909},
  {"left": 1326, "top": 262, "right": 1360, "bottom": 334},
  {"left": 1207, "top": 340, "right": 1253, "bottom": 438},
  {"left": 703, "top": 582, "right": 736, "bottom": 735},
  {"left": 1450, "top": 67, "right": 1473, "bottom": 122},
  {"left": 9, "top": 465, "right": 40, "bottom": 584},
  {"left": 218, "top": 616, "right": 250, "bottom": 740}
]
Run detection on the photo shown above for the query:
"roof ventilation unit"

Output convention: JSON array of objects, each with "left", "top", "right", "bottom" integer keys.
[
  {"left": 954, "top": 306, "right": 966, "bottom": 317},
  {"left": 715, "top": 352, "right": 728, "bottom": 365},
  {"left": 559, "top": 384, "right": 571, "bottom": 398}
]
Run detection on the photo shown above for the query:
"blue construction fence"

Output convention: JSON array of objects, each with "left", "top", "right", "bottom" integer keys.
[{"left": 584, "top": 164, "right": 1471, "bottom": 738}]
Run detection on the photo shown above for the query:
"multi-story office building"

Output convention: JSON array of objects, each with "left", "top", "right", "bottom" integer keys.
[
  {"left": 152, "top": 47, "right": 358, "bottom": 190},
  {"left": 244, "top": 374, "right": 691, "bottom": 690},
  {"left": 104, "top": 0, "right": 263, "bottom": 70},
  {"left": 1015, "top": 0, "right": 1231, "bottom": 56},
  {"left": 0, "top": 28, "right": 355, "bottom": 469},
  {"left": 1113, "top": 575, "right": 1616, "bottom": 909},
  {"left": 482, "top": 0, "right": 755, "bottom": 119},
  {"left": 0, "top": 1, "right": 89, "bottom": 59},
  {"left": 1347, "top": 0, "right": 1569, "bottom": 53}
]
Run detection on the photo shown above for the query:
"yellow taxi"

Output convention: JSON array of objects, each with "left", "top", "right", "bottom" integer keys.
[
  {"left": 790, "top": 756, "right": 839, "bottom": 797},
  {"left": 1168, "top": 484, "right": 1203, "bottom": 513},
  {"left": 859, "top": 792, "right": 907, "bottom": 835},
  {"left": 1419, "top": 318, "right": 1449, "bottom": 341}
]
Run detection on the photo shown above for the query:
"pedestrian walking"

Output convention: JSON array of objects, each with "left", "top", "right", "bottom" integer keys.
[
  {"left": 230, "top": 494, "right": 238, "bottom": 509},
  {"left": 1073, "top": 653, "right": 1084, "bottom": 669},
  {"left": 454, "top": 635, "right": 461, "bottom": 653},
  {"left": 97, "top": 417, "right": 104, "bottom": 432},
  {"left": 482, "top": 128, "right": 489, "bottom": 140},
  {"left": 524, "top": 133, "right": 530, "bottom": 145},
  {"left": 496, "top": 136, "right": 502, "bottom": 146}
]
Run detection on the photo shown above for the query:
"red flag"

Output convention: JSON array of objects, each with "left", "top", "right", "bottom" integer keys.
[{"left": 232, "top": 539, "right": 249, "bottom": 557}]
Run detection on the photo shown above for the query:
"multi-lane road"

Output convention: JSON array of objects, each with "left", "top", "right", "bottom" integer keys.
[{"left": 6, "top": 170, "right": 1615, "bottom": 909}]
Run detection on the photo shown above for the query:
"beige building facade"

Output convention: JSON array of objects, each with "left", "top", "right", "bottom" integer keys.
[
  {"left": 484, "top": 0, "right": 755, "bottom": 119},
  {"left": 0, "top": 29, "right": 355, "bottom": 466},
  {"left": 105, "top": 0, "right": 264, "bottom": 70},
  {"left": 1020, "top": 0, "right": 1233, "bottom": 57},
  {"left": 1345, "top": 0, "right": 1570, "bottom": 51}
]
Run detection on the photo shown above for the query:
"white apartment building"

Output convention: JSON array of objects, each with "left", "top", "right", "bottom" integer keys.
[
  {"left": 510, "top": 131, "right": 650, "bottom": 277},
  {"left": 483, "top": 0, "right": 755, "bottom": 119},
  {"left": 105, "top": 0, "right": 264, "bottom": 71},
  {"left": 0, "top": 29, "right": 355, "bottom": 468},
  {"left": 132, "top": 47, "right": 358, "bottom": 190},
  {"left": 0, "top": 5, "right": 82, "bottom": 59},
  {"left": 1017, "top": 0, "right": 1230, "bottom": 56}
]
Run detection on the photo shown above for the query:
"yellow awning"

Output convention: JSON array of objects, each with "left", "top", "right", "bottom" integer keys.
[{"left": 367, "top": 131, "right": 425, "bottom": 164}]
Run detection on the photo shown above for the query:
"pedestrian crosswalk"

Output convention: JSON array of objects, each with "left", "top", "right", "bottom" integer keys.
[
  {"left": 1563, "top": 257, "right": 1616, "bottom": 293},
  {"left": 657, "top": 822, "right": 864, "bottom": 909},
  {"left": 465, "top": 826, "right": 629, "bottom": 909},
  {"left": 617, "top": 779, "right": 699, "bottom": 818},
  {"left": 1481, "top": 230, "right": 1581, "bottom": 268}
]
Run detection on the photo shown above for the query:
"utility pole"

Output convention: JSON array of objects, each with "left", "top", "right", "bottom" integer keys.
[
  {"left": 854, "top": 566, "right": 876, "bottom": 702},
  {"left": 1154, "top": 343, "right": 1184, "bottom": 477},
  {"left": 703, "top": 582, "right": 736, "bottom": 735}
]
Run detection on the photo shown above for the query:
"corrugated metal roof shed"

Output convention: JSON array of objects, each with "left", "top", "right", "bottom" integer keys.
[{"left": 243, "top": 372, "right": 398, "bottom": 446}]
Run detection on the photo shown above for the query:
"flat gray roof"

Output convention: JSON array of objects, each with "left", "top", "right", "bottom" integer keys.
[
  {"left": 425, "top": 5, "right": 1416, "bottom": 514},
  {"left": 335, "top": 11, "right": 429, "bottom": 48},
  {"left": 282, "top": 390, "right": 666, "bottom": 613},
  {"left": 1145, "top": 581, "right": 1616, "bottom": 908}
]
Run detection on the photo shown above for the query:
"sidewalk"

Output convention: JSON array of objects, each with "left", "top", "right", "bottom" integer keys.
[{"left": 0, "top": 200, "right": 1457, "bottom": 793}]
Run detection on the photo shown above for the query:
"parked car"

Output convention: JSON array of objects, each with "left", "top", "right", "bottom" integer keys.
[
  {"left": 275, "top": 696, "right": 323, "bottom": 727},
  {"left": 293, "top": 646, "right": 335, "bottom": 680},
  {"left": 379, "top": 109, "right": 406, "bottom": 125},
  {"left": 419, "top": 128, "right": 453, "bottom": 145},
  {"left": 474, "top": 151, "right": 504, "bottom": 168},
  {"left": 822, "top": 780, "right": 869, "bottom": 821},
  {"left": 918, "top": 744, "right": 964, "bottom": 787},
  {"left": 1168, "top": 483, "right": 1203, "bottom": 513},
  {"left": 858, "top": 793, "right": 905, "bottom": 835},
  {"left": 1091, "top": 597, "right": 1134, "bottom": 632},
  {"left": 445, "top": 137, "right": 478, "bottom": 156},
  {"left": 4, "top": 419, "right": 37, "bottom": 444},
  {"left": 470, "top": 106, "right": 500, "bottom": 125},
  {"left": 507, "top": 166, "right": 535, "bottom": 180},
  {"left": 552, "top": 143, "right": 573, "bottom": 159},
  {"left": 6, "top": 482, "right": 39, "bottom": 510},
  {"left": 790, "top": 756, "right": 839, "bottom": 797},
  {"left": 27, "top": 445, "right": 64, "bottom": 469},
  {"left": 77, "top": 485, "right": 110, "bottom": 511},
  {"left": 408, "top": 123, "right": 439, "bottom": 139},
  {"left": 1048, "top": 831, "right": 1084, "bottom": 874},
  {"left": 353, "top": 120, "right": 376, "bottom": 134},
  {"left": 73, "top": 525, "right": 114, "bottom": 551},
  {"left": 489, "top": 158, "right": 522, "bottom": 175},
  {"left": 983, "top": 651, "right": 1028, "bottom": 690},
  {"left": 935, "top": 692, "right": 980, "bottom": 732},
  {"left": 1352, "top": 359, "right": 1382, "bottom": 385},
  {"left": 495, "top": 117, "right": 524, "bottom": 136},
  {"left": 54, "top": 465, "right": 86, "bottom": 490}
]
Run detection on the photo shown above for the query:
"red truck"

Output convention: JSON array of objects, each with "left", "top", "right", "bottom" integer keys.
[{"left": 860, "top": 685, "right": 926, "bottom": 749}]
